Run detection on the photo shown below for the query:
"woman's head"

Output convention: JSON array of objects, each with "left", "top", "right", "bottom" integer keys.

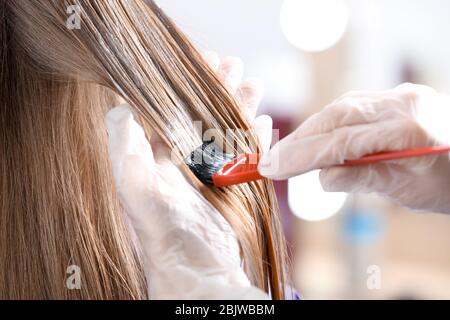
[{"left": 1, "top": 0, "right": 288, "bottom": 299}]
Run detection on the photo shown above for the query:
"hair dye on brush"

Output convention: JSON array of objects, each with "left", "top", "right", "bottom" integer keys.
[{"left": 186, "top": 140, "right": 235, "bottom": 185}]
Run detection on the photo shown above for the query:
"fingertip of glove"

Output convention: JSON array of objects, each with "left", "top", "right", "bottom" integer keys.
[
  {"left": 219, "top": 56, "right": 244, "bottom": 81},
  {"left": 240, "top": 77, "right": 265, "bottom": 94},
  {"left": 106, "top": 104, "right": 134, "bottom": 129},
  {"left": 202, "top": 50, "right": 221, "bottom": 71},
  {"left": 257, "top": 151, "right": 284, "bottom": 179},
  {"left": 253, "top": 114, "right": 273, "bottom": 126},
  {"left": 257, "top": 153, "right": 271, "bottom": 176},
  {"left": 220, "top": 56, "right": 244, "bottom": 70}
]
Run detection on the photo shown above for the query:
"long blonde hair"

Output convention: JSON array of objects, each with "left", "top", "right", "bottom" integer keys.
[{"left": 0, "top": 0, "right": 288, "bottom": 299}]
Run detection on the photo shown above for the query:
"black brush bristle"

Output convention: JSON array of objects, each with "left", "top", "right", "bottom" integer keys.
[{"left": 186, "top": 140, "right": 235, "bottom": 185}]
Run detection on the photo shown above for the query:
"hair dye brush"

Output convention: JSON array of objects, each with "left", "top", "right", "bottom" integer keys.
[
  {"left": 187, "top": 140, "right": 450, "bottom": 188},
  {"left": 186, "top": 140, "right": 263, "bottom": 188}
]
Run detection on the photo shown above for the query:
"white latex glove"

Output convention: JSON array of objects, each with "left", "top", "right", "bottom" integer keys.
[
  {"left": 105, "top": 55, "right": 271, "bottom": 299},
  {"left": 106, "top": 105, "right": 268, "bottom": 299},
  {"left": 259, "top": 83, "right": 450, "bottom": 214}
]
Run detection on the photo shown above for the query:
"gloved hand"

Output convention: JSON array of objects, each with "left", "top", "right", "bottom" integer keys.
[
  {"left": 259, "top": 83, "right": 450, "bottom": 214},
  {"left": 106, "top": 55, "right": 271, "bottom": 299}
]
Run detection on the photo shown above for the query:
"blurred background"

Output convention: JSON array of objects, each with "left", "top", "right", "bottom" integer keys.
[{"left": 159, "top": 0, "right": 450, "bottom": 299}]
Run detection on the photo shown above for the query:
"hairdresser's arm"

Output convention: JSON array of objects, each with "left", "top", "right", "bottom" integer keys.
[
  {"left": 258, "top": 83, "right": 450, "bottom": 214},
  {"left": 106, "top": 105, "right": 269, "bottom": 300}
]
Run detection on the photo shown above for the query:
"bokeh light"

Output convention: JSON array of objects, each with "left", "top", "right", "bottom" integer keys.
[
  {"left": 288, "top": 170, "right": 348, "bottom": 221},
  {"left": 280, "top": 0, "right": 349, "bottom": 52}
]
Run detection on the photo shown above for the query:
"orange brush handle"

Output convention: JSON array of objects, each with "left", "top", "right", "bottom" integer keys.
[
  {"left": 212, "top": 146, "right": 450, "bottom": 187},
  {"left": 212, "top": 153, "right": 262, "bottom": 187},
  {"left": 343, "top": 146, "right": 450, "bottom": 166}
]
